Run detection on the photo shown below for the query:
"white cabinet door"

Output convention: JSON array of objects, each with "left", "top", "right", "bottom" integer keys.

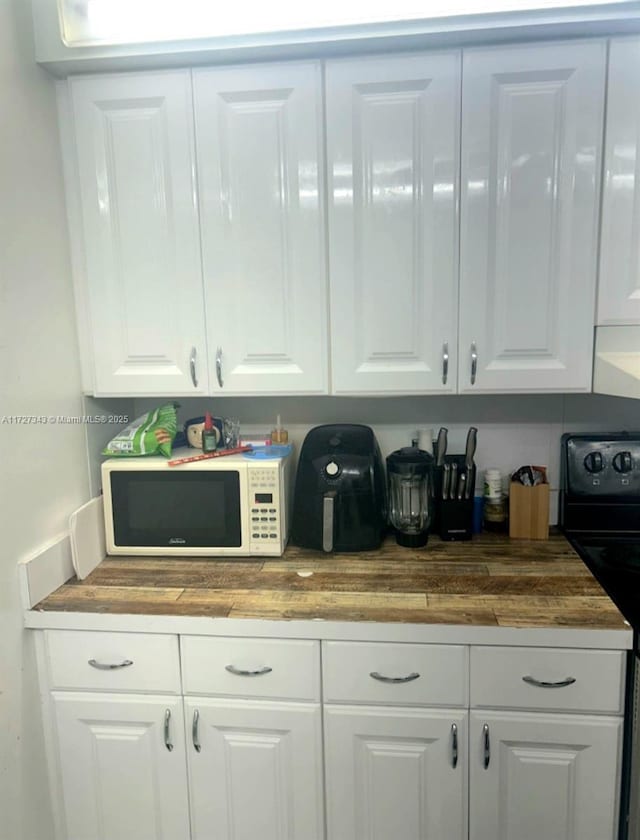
[
  {"left": 70, "top": 71, "right": 208, "bottom": 396},
  {"left": 52, "top": 693, "right": 190, "bottom": 840},
  {"left": 459, "top": 41, "right": 605, "bottom": 393},
  {"left": 186, "top": 698, "right": 324, "bottom": 840},
  {"left": 470, "top": 711, "right": 622, "bottom": 840},
  {"left": 326, "top": 52, "right": 460, "bottom": 394},
  {"left": 598, "top": 37, "right": 640, "bottom": 326},
  {"left": 194, "top": 63, "right": 328, "bottom": 395},
  {"left": 324, "top": 705, "right": 467, "bottom": 840}
]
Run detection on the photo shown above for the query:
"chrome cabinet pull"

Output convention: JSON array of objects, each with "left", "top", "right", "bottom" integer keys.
[
  {"left": 225, "top": 664, "right": 273, "bottom": 677},
  {"left": 483, "top": 723, "right": 490, "bottom": 769},
  {"left": 88, "top": 659, "right": 133, "bottom": 670},
  {"left": 190, "top": 346, "right": 198, "bottom": 388},
  {"left": 216, "top": 346, "right": 224, "bottom": 388},
  {"left": 522, "top": 675, "right": 576, "bottom": 689},
  {"left": 470, "top": 342, "right": 478, "bottom": 385},
  {"left": 192, "top": 709, "right": 201, "bottom": 752},
  {"left": 369, "top": 671, "right": 420, "bottom": 684},
  {"left": 451, "top": 723, "right": 458, "bottom": 769},
  {"left": 442, "top": 342, "right": 449, "bottom": 385},
  {"left": 164, "top": 709, "right": 173, "bottom": 752}
]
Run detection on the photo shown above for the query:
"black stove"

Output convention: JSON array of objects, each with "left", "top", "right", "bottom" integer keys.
[{"left": 560, "top": 432, "right": 640, "bottom": 632}]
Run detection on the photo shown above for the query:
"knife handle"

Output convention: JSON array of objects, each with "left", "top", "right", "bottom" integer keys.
[
  {"left": 442, "top": 463, "right": 451, "bottom": 500},
  {"left": 449, "top": 463, "right": 458, "bottom": 500}
]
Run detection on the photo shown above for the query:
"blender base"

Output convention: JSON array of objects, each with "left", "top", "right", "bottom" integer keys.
[{"left": 395, "top": 531, "right": 429, "bottom": 548}]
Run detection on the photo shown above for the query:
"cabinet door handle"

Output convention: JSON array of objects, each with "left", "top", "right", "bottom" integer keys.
[
  {"left": 164, "top": 708, "right": 173, "bottom": 752},
  {"left": 442, "top": 342, "right": 449, "bottom": 385},
  {"left": 522, "top": 675, "right": 576, "bottom": 689},
  {"left": 192, "top": 709, "right": 201, "bottom": 752},
  {"left": 88, "top": 659, "right": 133, "bottom": 670},
  {"left": 451, "top": 723, "right": 458, "bottom": 769},
  {"left": 225, "top": 664, "right": 273, "bottom": 677},
  {"left": 216, "top": 346, "right": 224, "bottom": 388},
  {"left": 190, "top": 346, "right": 198, "bottom": 388},
  {"left": 470, "top": 342, "right": 478, "bottom": 385},
  {"left": 369, "top": 671, "right": 420, "bottom": 684},
  {"left": 483, "top": 723, "right": 490, "bottom": 769}
]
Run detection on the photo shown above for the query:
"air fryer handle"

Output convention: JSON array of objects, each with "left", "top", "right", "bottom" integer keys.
[{"left": 323, "top": 491, "right": 337, "bottom": 553}]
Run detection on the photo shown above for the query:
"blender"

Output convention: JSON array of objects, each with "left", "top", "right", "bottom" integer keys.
[{"left": 386, "top": 446, "right": 434, "bottom": 547}]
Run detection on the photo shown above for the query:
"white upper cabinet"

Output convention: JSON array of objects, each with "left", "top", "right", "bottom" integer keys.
[
  {"left": 326, "top": 52, "right": 460, "bottom": 394},
  {"left": 194, "top": 62, "right": 328, "bottom": 394},
  {"left": 459, "top": 40, "right": 605, "bottom": 393},
  {"left": 69, "top": 71, "right": 208, "bottom": 396},
  {"left": 598, "top": 37, "right": 640, "bottom": 326}
]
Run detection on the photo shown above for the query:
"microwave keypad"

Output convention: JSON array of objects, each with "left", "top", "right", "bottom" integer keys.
[{"left": 249, "top": 468, "right": 280, "bottom": 545}]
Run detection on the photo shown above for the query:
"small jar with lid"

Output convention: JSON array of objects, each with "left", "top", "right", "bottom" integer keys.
[
  {"left": 483, "top": 469, "right": 507, "bottom": 532},
  {"left": 483, "top": 494, "right": 508, "bottom": 532}
]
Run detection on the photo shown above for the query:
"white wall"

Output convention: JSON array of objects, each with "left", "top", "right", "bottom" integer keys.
[
  {"left": 0, "top": 1, "right": 90, "bottom": 838},
  {"left": 134, "top": 392, "right": 640, "bottom": 525}
]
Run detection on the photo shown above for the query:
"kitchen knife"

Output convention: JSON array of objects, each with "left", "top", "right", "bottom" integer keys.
[
  {"left": 442, "top": 462, "right": 451, "bottom": 500},
  {"left": 464, "top": 427, "right": 478, "bottom": 499},
  {"left": 435, "top": 427, "right": 448, "bottom": 467},
  {"left": 450, "top": 462, "right": 458, "bottom": 500},
  {"left": 457, "top": 471, "right": 467, "bottom": 500}
]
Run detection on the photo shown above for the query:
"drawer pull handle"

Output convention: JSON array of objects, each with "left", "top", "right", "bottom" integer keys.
[
  {"left": 451, "top": 723, "right": 458, "bottom": 769},
  {"left": 88, "top": 659, "right": 133, "bottom": 670},
  {"left": 370, "top": 671, "right": 420, "bottom": 684},
  {"left": 164, "top": 709, "right": 173, "bottom": 752},
  {"left": 225, "top": 665, "right": 273, "bottom": 677},
  {"left": 192, "top": 709, "right": 201, "bottom": 753},
  {"left": 483, "top": 723, "right": 490, "bottom": 769},
  {"left": 522, "top": 675, "right": 576, "bottom": 689}
]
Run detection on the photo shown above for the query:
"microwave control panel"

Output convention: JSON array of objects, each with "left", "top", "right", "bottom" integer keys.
[{"left": 247, "top": 465, "right": 283, "bottom": 551}]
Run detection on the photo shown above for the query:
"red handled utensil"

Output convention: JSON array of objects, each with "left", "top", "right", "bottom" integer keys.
[{"left": 168, "top": 445, "right": 252, "bottom": 467}]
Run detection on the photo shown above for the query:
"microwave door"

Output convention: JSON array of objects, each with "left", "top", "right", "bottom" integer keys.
[{"left": 110, "top": 470, "right": 242, "bottom": 549}]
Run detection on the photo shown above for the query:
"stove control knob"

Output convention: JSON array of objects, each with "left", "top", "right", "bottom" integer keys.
[
  {"left": 613, "top": 451, "right": 633, "bottom": 474},
  {"left": 584, "top": 451, "right": 604, "bottom": 473}
]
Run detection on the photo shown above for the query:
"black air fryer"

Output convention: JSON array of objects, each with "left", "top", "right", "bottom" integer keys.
[{"left": 291, "top": 424, "right": 387, "bottom": 552}]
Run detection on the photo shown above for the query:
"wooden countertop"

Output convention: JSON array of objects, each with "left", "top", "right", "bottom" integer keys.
[{"left": 33, "top": 534, "right": 629, "bottom": 631}]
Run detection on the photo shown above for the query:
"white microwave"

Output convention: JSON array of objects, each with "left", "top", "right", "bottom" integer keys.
[{"left": 102, "top": 449, "right": 293, "bottom": 556}]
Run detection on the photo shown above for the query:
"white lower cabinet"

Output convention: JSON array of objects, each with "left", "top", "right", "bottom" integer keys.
[
  {"left": 469, "top": 711, "right": 623, "bottom": 840},
  {"left": 40, "top": 631, "right": 626, "bottom": 840},
  {"left": 324, "top": 705, "right": 468, "bottom": 840},
  {"left": 185, "top": 698, "right": 324, "bottom": 840},
  {"left": 51, "top": 693, "right": 190, "bottom": 840}
]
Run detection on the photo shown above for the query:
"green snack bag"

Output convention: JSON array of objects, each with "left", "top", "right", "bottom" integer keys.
[{"left": 103, "top": 403, "right": 178, "bottom": 457}]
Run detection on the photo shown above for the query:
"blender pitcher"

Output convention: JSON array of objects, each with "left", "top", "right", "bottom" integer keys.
[{"left": 386, "top": 447, "right": 434, "bottom": 547}]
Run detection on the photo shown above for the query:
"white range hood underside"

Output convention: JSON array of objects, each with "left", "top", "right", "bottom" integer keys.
[{"left": 593, "top": 325, "right": 640, "bottom": 399}]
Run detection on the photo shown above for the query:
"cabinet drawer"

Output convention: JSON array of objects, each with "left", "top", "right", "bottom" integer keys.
[
  {"left": 45, "top": 631, "right": 180, "bottom": 693},
  {"left": 322, "top": 642, "right": 468, "bottom": 706},
  {"left": 470, "top": 647, "right": 626, "bottom": 713},
  {"left": 181, "top": 636, "right": 320, "bottom": 701}
]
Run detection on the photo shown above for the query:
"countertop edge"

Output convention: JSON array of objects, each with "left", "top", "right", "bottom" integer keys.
[{"left": 23, "top": 609, "right": 634, "bottom": 649}]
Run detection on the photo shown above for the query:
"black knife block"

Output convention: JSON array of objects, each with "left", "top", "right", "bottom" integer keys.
[{"left": 434, "top": 456, "right": 475, "bottom": 541}]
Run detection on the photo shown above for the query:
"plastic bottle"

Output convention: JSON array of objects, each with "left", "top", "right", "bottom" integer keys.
[
  {"left": 202, "top": 411, "right": 218, "bottom": 453},
  {"left": 271, "top": 414, "right": 288, "bottom": 444},
  {"left": 484, "top": 469, "right": 502, "bottom": 498}
]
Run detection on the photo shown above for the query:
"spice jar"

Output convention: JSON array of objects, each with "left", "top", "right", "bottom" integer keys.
[{"left": 483, "top": 494, "right": 508, "bottom": 532}]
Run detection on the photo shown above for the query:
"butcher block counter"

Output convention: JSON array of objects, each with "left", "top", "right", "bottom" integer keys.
[{"left": 26, "top": 533, "right": 633, "bottom": 648}]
